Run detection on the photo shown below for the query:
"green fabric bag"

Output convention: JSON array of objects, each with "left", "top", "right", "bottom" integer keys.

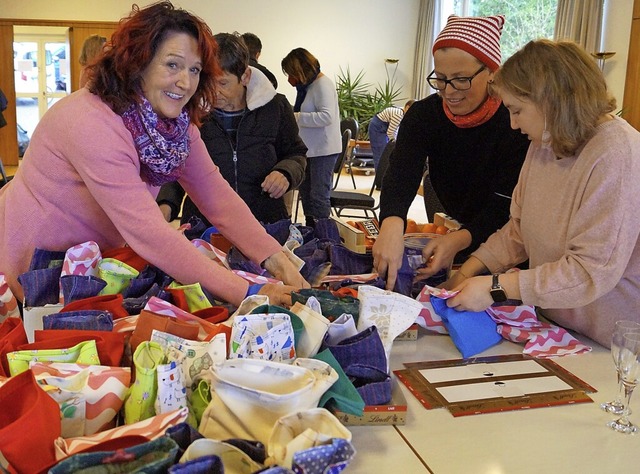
[{"left": 291, "top": 289, "right": 360, "bottom": 323}]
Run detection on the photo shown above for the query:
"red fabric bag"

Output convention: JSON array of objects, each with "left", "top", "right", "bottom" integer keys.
[
  {"left": 101, "top": 247, "right": 149, "bottom": 272},
  {"left": 60, "top": 294, "right": 129, "bottom": 319},
  {"left": 0, "top": 318, "right": 28, "bottom": 377},
  {"left": 32, "top": 329, "right": 125, "bottom": 367},
  {"left": 0, "top": 370, "right": 61, "bottom": 473}
]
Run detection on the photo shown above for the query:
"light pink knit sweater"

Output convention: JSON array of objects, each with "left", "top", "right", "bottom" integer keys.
[
  {"left": 0, "top": 89, "right": 281, "bottom": 305},
  {"left": 473, "top": 117, "right": 640, "bottom": 347}
]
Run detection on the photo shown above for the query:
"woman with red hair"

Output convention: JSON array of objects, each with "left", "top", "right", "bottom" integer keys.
[{"left": 0, "top": 1, "right": 308, "bottom": 307}]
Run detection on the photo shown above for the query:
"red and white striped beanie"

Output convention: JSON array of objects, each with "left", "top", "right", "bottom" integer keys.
[{"left": 433, "top": 14, "right": 505, "bottom": 71}]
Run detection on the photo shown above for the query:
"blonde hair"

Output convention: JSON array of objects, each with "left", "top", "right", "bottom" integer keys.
[
  {"left": 79, "top": 34, "right": 107, "bottom": 66},
  {"left": 490, "top": 39, "right": 616, "bottom": 157}
]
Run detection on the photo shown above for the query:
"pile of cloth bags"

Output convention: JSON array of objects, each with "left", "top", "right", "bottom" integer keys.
[{"left": 0, "top": 218, "right": 426, "bottom": 473}]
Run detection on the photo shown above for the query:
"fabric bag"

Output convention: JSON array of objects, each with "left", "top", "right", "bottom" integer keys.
[
  {"left": 0, "top": 317, "right": 28, "bottom": 377},
  {"left": 266, "top": 407, "right": 352, "bottom": 468},
  {"left": 31, "top": 362, "right": 131, "bottom": 436},
  {"left": 7, "top": 338, "right": 100, "bottom": 376},
  {"left": 54, "top": 407, "right": 188, "bottom": 460},
  {"left": 49, "top": 435, "right": 179, "bottom": 474},
  {"left": 0, "top": 370, "right": 61, "bottom": 474},
  {"left": 199, "top": 358, "right": 328, "bottom": 445},
  {"left": 431, "top": 296, "right": 502, "bottom": 358},
  {"left": 43, "top": 309, "right": 114, "bottom": 332},
  {"left": 129, "top": 309, "right": 200, "bottom": 353},
  {"left": 229, "top": 313, "right": 296, "bottom": 362},
  {"left": 33, "top": 329, "right": 126, "bottom": 367}
]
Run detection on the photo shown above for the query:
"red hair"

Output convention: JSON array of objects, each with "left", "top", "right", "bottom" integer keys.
[{"left": 89, "top": 1, "right": 219, "bottom": 126}]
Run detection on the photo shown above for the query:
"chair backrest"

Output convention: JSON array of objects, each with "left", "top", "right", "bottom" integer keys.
[
  {"left": 0, "top": 160, "right": 8, "bottom": 188},
  {"left": 340, "top": 117, "right": 359, "bottom": 142},
  {"left": 332, "top": 128, "right": 352, "bottom": 189},
  {"left": 371, "top": 140, "right": 395, "bottom": 194}
]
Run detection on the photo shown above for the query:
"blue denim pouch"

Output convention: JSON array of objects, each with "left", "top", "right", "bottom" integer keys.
[
  {"left": 314, "top": 218, "right": 342, "bottom": 243},
  {"left": 28, "top": 247, "right": 66, "bottom": 271},
  {"left": 329, "top": 244, "right": 374, "bottom": 275},
  {"left": 326, "top": 326, "right": 387, "bottom": 374},
  {"left": 18, "top": 265, "right": 63, "bottom": 307},
  {"left": 165, "top": 422, "right": 204, "bottom": 458},
  {"left": 430, "top": 296, "right": 502, "bottom": 358},
  {"left": 168, "top": 455, "right": 223, "bottom": 474},
  {"left": 43, "top": 309, "right": 114, "bottom": 332},
  {"left": 226, "top": 247, "right": 264, "bottom": 275},
  {"left": 60, "top": 274, "right": 108, "bottom": 304},
  {"left": 263, "top": 218, "right": 294, "bottom": 245}
]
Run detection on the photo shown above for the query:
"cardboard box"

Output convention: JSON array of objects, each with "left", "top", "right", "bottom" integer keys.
[
  {"left": 433, "top": 212, "right": 461, "bottom": 231},
  {"left": 395, "top": 323, "right": 418, "bottom": 341},
  {"left": 331, "top": 217, "right": 370, "bottom": 254},
  {"left": 331, "top": 376, "right": 407, "bottom": 426}
]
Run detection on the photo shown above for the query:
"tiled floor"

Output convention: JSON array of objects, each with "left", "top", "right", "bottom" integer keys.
[{"left": 292, "top": 166, "right": 428, "bottom": 224}]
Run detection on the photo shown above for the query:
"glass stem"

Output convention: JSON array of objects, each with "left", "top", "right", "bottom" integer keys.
[
  {"left": 615, "top": 371, "right": 624, "bottom": 404},
  {"left": 619, "top": 381, "right": 636, "bottom": 424}
]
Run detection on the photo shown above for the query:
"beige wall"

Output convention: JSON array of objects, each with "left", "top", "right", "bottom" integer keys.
[
  {"left": 0, "top": 0, "right": 422, "bottom": 105},
  {"left": 0, "top": 0, "right": 634, "bottom": 108}
]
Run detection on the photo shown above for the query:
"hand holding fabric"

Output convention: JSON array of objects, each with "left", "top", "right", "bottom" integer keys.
[
  {"left": 262, "top": 251, "right": 310, "bottom": 289},
  {"left": 372, "top": 216, "right": 405, "bottom": 290},
  {"left": 415, "top": 230, "right": 471, "bottom": 282},
  {"left": 446, "top": 275, "right": 494, "bottom": 312}
]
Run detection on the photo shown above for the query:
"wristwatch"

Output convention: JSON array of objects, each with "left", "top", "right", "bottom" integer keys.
[{"left": 490, "top": 274, "right": 508, "bottom": 303}]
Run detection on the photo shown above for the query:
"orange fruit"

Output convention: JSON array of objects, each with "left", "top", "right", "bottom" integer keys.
[
  {"left": 435, "top": 225, "right": 449, "bottom": 235},
  {"left": 421, "top": 223, "right": 438, "bottom": 234},
  {"left": 405, "top": 219, "right": 418, "bottom": 234}
]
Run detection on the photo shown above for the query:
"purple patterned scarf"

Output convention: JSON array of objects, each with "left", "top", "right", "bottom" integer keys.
[{"left": 120, "top": 95, "right": 190, "bottom": 186}]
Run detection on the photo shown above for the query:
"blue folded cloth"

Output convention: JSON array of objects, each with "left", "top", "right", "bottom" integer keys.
[{"left": 431, "top": 296, "right": 502, "bottom": 358}]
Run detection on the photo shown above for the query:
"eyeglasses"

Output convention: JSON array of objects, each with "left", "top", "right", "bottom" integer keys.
[{"left": 426, "top": 65, "right": 486, "bottom": 91}]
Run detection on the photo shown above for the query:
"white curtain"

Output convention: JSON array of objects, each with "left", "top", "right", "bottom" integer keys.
[
  {"left": 554, "top": 0, "right": 604, "bottom": 54},
  {"left": 411, "top": 0, "right": 439, "bottom": 99}
]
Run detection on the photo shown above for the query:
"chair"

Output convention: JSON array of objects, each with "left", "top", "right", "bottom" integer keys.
[
  {"left": 0, "top": 160, "right": 12, "bottom": 188},
  {"left": 422, "top": 158, "right": 445, "bottom": 222},
  {"left": 293, "top": 129, "right": 352, "bottom": 223},
  {"left": 330, "top": 140, "right": 395, "bottom": 220},
  {"left": 339, "top": 118, "right": 359, "bottom": 188}
]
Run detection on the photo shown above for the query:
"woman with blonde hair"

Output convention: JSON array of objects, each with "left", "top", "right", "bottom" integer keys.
[
  {"left": 444, "top": 39, "right": 640, "bottom": 348},
  {"left": 78, "top": 34, "right": 107, "bottom": 88}
]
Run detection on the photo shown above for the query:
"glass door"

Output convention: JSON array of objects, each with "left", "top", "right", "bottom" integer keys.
[{"left": 13, "top": 26, "right": 69, "bottom": 152}]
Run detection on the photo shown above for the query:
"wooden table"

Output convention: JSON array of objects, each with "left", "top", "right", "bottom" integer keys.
[{"left": 348, "top": 330, "right": 640, "bottom": 473}]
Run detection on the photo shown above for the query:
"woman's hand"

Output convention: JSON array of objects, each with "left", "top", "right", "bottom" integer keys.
[
  {"left": 262, "top": 251, "right": 310, "bottom": 289},
  {"left": 445, "top": 275, "right": 494, "bottom": 312},
  {"left": 415, "top": 230, "right": 472, "bottom": 281},
  {"left": 439, "top": 269, "right": 467, "bottom": 290},
  {"left": 372, "top": 217, "right": 406, "bottom": 291},
  {"left": 258, "top": 283, "right": 299, "bottom": 308}
]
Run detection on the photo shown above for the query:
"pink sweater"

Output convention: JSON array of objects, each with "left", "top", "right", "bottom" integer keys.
[
  {"left": 473, "top": 117, "right": 640, "bottom": 347},
  {"left": 0, "top": 88, "right": 282, "bottom": 305}
]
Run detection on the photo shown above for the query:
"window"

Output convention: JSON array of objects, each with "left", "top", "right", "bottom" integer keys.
[{"left": 440, "top": 0, "right": 558, "bottom": 62}]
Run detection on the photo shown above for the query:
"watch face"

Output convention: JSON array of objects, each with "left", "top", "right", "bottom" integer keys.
[{"left": 491, "top": 288, "right": 508, "bottom": 303}]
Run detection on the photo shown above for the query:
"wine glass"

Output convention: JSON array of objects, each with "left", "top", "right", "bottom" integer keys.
[
  {"left": 601, "top": 320, "right": 640, "bottom": 415},
  {"left": 607, "top": 331, "right": 640, "bottom": 434}
]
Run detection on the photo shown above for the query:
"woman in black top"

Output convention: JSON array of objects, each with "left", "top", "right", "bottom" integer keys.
[{"left": 373, "top": 14, "right": 530, "bottom": 290}]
